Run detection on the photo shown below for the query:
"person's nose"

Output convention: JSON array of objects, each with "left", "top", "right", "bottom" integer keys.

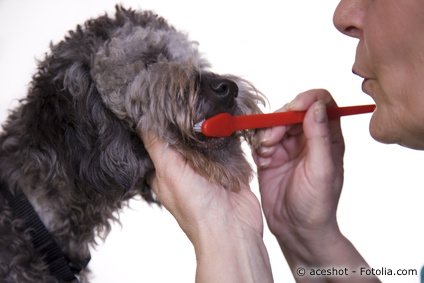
[{"left": 333, "top": 0, "right": 366, "bottom": 39}]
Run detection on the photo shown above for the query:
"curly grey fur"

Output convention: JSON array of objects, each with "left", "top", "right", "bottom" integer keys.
[{"left": 0, "top": 6, "right": 264, "bottom": 282}]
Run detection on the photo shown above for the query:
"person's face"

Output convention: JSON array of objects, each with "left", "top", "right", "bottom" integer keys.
[{"left": 334, "top": 0, "right": 424, "bottom": 149}]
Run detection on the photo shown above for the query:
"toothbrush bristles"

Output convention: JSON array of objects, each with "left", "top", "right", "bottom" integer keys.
[{"left": 193, "top": 120, "right": 204, "bottom": 133}]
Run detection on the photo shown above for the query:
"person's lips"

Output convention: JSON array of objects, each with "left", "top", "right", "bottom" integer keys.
[
  {"left": 353, "top": 69, "right": 374, "bottom": 96},
  {"left": 352, "top": 68, "right": 366, "bottom": 78},
  {"left": 361, "top": 78, "right": 371, "bottom": 94}
]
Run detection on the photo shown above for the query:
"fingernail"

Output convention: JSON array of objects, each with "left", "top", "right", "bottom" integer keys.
[
  {"left": 282, "top": 102, "right": 290, "bottom": 111},
  {"left": 314, "top": 101, "right": 328, "bottom": 123},
  {"left": 286, "top": 100, "right": 297, "bottom": 110},
  {"left": 257, "top": 157, "right": 271, "bottom": 168}
]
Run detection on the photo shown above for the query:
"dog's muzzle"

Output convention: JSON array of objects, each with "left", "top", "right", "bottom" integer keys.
[{"left": 191, "top": 77, "right": 240, "bottom": 150}]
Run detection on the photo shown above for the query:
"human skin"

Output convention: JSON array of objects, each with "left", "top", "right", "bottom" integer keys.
[
  {"left": 254, "top": 1, "right": 424, "bottom": 282},
  {"left": 334, "top": 0, "right": 424, "bottom": 149},
  {"left": 254, "top": 89, "right": 379, "bottom": 283},
  {"left": 138, "top": 1, "right": 424, "bottom": 282},
  {"left": 140, "top": 132, "right": 274, "bottom": 283}
]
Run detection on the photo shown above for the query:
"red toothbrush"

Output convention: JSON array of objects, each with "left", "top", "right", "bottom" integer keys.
[{"left": 193, "top": 104, "right": 376, "bottom": 137}]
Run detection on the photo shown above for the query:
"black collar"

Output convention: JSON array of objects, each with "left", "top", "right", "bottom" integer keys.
[{"left": 0, "top": 180, "right": 90, "bottom": 282}]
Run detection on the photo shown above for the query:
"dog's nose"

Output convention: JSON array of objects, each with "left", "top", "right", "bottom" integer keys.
[{"left": 209, "top": 79, "right": 238, "bottom": 98}]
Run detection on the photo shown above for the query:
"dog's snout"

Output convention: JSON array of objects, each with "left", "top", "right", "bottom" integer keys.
[{"left": 209, "top": 79, "right": 238, "bottom": 98}]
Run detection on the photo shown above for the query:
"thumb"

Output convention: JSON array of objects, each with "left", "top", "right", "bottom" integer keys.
[
  {"left": 141, "top": 132, "right": 183, "bottom": 171},
  {"left": 140, "top": 132, "right": 179, "bottom": 185},
  {"left": 141, "top": 132, "right": 166, "bottom": 166},
  {"left": 140, "top": 132, "right": 187, "bottom": 203},
  {"left": 140, "top": 131, "right": 192, "bottom": 184},
  {"left": 302, "top": 100, "right": 338, "bottom": 182}
]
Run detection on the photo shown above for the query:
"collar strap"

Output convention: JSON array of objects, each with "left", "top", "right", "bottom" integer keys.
[{"left": 0, "top": 180, "right": 90, "bottom": 282}]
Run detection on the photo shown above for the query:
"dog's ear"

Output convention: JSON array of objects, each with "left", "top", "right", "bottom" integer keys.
[
  {"left": 68, "top": 77, "right": 152, "bottom": 197},
  {"left": 56, "top": 61, "right": 153, "bottom": 198},
  {"left": 4, "top": 9, "right": 158, "bottom": 202}
]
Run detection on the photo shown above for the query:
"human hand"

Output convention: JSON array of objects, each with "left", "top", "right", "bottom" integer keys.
[
  {"left": 254, "top": 89, "right": 345, "bottom": 258},
  {"left": 140, "top": 133, "right": 273, "bottom": 283},
  {"left": 141, "top": 132, "right": 264, "bottom": 241}
]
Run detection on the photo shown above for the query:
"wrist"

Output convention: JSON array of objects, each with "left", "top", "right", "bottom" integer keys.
[
  {"left": 193, "top": 221, "right": 273, "bottom": 283},
  {"left": 193, "top": 218, "right": 261, "bottom": 254},
  {"left": 278, "top": 225, "right": 379, "bottom": 282},
  {"left": 276, "top": 221, "right": 346, "bottom": 266}
]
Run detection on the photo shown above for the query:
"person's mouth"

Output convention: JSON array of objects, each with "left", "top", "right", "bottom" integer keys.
[
  {"left": 352, "top": 68, "right": 375, "bottom": 97},
  {"left": 361, "top": 78, "right": 372, "bottom": 94}
]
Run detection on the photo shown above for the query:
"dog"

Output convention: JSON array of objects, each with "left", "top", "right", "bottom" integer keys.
[{"left": 0, "top": 6, "right": 264, "bottom": 282}]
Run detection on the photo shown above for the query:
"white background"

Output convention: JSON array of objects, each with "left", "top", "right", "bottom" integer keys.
[{"left": 1, "top": 1, "right": 424, "bottom": 282}]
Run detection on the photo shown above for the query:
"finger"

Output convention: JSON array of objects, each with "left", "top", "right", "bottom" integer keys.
[
  {"left": 257, "top": 125, "right": 287, "bottom": 148},
  {"left": 256, "top": 144, "right": 277, "bottom": 158},
  {"left": 287, "top": 89, "right": 336, "bottom": 111},
  {"left": 289, "top": 89, "right": 339, "bottom": 166},
  {"left": 290, "top": 88, "right": 344, "bottom": 144},
  {"left": 256, "top": 104, "right": 291, "bottom": 147},
  {"left": 286, "top": 124, "right": 303, "bottom": 137},
  {"left": 257, "top": 89, "right": 334, "bottom": 147},
  {"left": 287, "top": 89, "right": 343, "bottom": 181},
  {"left": 253, "top": 155, "right": 272, "bottom": 169}
]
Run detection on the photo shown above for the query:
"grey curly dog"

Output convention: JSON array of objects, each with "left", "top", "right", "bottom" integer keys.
[{"left": 0, "top": 6, "right": 264, "bottom": 282}]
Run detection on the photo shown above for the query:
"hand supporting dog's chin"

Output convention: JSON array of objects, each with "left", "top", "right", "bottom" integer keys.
[{"left": 180, "top": 136, "right": 251, "bottom": 192}]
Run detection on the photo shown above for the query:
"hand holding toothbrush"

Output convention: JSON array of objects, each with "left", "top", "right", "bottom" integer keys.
[{"left": 253, "top": 89, "right": 378, "bottom": 282}]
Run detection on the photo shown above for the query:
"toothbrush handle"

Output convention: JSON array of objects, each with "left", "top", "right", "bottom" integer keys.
[
  {"left": 233, "top": 104, "right": 376, "bottom": 131},
  {"left": 327, "top": 104, "right": 376, "bottom": 119},
  {"left": 233, "top": 111, "right": 305, "bottom": 130}
]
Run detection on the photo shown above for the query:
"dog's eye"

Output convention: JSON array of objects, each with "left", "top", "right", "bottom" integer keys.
[
  {"left": 142, "top": 48, "right": 169, "bottom": 68},
  {"left": 143, "top": 57, "right": 157, "bottom": 68}
]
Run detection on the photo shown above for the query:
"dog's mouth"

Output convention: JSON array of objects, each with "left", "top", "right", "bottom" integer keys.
[
  {"left": 191, "top": 109, "right": 237, "bottom": 151},
  {"left": 194, "top": 135, "right": 232, "bottom": 151}
]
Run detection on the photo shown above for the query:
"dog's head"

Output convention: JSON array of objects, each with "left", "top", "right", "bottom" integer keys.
[
  {"left": 22, "top": 6, "right": 264, "bottom": 202},
  {"left": 91, "top": 10, "right": 264, "bottom": 146},
  {"left": 88, "top": 7, "right": 264, "bottom": 195}
]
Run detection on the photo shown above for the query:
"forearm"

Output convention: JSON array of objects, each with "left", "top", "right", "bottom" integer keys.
[
  {"left": 193, "top": 224, "right": 274, "bottom": 283},
  {"left": 277, "top": 227, "right": 380, "bottom": 283}
]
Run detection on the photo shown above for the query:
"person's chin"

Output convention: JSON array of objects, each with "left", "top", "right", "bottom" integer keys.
[
  {"left": 369, "top": 114, "right": 424, "bottom": 149},
  {"left": 368, "top": 111, "right": 396, "bottom": 145}
]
